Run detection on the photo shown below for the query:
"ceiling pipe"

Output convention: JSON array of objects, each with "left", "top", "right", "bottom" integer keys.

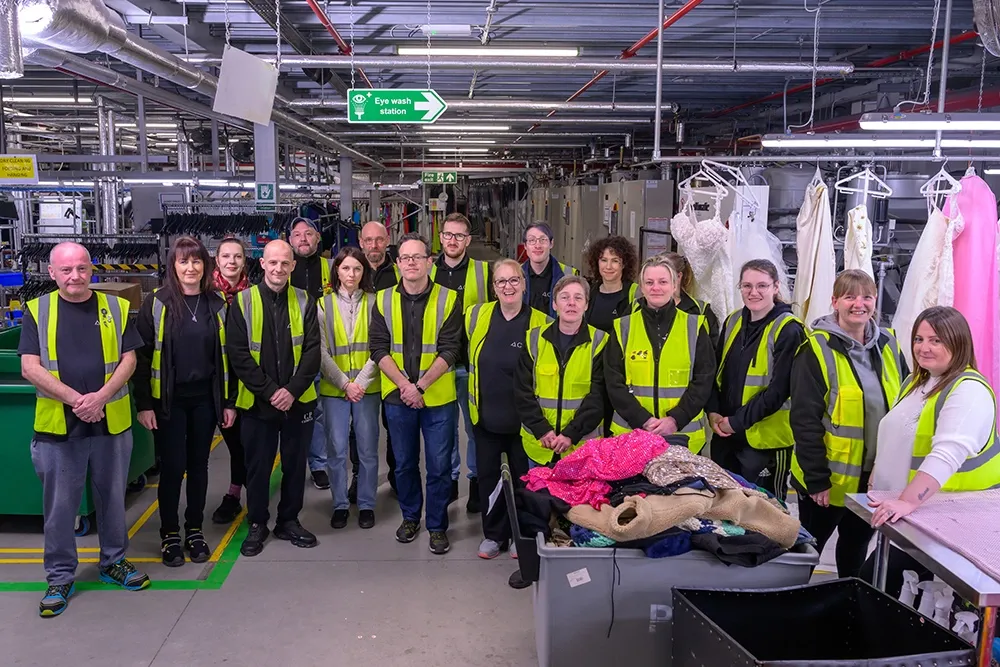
[
  {"left": 302, "top": 0, "right": 372, "bottom": 88},
  {"left": 710, "top": 29, "right": 979, "bottom": 118},
  {"left": 312, "top": 116, "right": 654, "bottom": 124},
  {"left": 289, "top": 99, "right": 674, "bottom": 112},
  {"left": 0, "top": 0, "right": 24, "bottom": 78}
]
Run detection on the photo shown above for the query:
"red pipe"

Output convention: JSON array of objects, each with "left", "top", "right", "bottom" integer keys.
[
  {"left": 528, "top": 0, "right": 705, "bottom": 131},
  {"left": 304, "top": 0, "right": 374, "bottom": 88},
  {"left": 711, "top": 30, "right": 978, "bottom": 118}
]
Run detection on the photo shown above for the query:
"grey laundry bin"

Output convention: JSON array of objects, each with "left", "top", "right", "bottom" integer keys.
[{"left": 532, "top": 534, "right": 819, "bottom": 667}]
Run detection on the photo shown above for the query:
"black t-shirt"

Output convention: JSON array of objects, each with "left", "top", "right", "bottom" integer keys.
[
  {"left": 18, "top": 292, "right": 143, "bottom": 441},
  {"left": 479, "top": 306, "right": 531, "bottom": 434},
  {"left": 588, "top": 288, "right": 626, "bottom": 333},
  {"left": 528, "top": 258, "right": 553, "bottom": 314},
  {"left": 172, "top": 293, "right": 216, "bottom": 391}
]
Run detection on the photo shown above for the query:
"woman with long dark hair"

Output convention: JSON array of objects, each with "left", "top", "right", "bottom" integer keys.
[
  {"left": 210, "top": 237, "right": 250, "bottom": 524},
  {"left": 318, "top": 246, "right": 381, "bottom": 529},
  {"left": 134, "top": 236, "right": 235, "bottom": 566},
  {"left": 584, "top": 235, "right": 639, "bottom": 333}
]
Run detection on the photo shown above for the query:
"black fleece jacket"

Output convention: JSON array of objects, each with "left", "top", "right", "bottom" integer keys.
[
  {"left": 513, "top": 319, "right": 607, "bottom": 443},
  {"left": 290, "top": 251, "right": 328, "bottom": 300},
  {"left": 789, "top": 329, "right": 909, "bottom": 494},
  {"left": 707, "top": 303, "right": 805, "bottom": 437},
  {"left": 226, "top": 283, "right": 321, "bottom": 419},
  {"left": 604, "top": 300, "right": 716, "bottom": 431},
  {"left": 371, "top": 247, "right": 400, "bottom": 292},
  {"left": 133, "top": 290, "right": 234, "bottom": 421}
]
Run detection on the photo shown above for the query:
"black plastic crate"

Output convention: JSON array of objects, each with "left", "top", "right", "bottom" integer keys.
[{"left": 672, "top": 578, "right": 976, "bottom": 667}]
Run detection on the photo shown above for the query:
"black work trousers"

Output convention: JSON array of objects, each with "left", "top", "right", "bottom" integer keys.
[
  {"left": 242, "top": 410, "right": 314, "bottom": 526},
  {"left": 712, "top": 440, "right": 793, "bottom": 502},
  {"left": 473, "top": 424, "right": 529, "bottom": 544},
  {"left": 351, "top": 404, "right": 397, "bottom": 487},
  {"left": 157, "top": 392, "right": 217, "bottom": 535},
  {"left": 220, "top": 414, "right": 246, "bottom": 488},
  {"left": 796, "top": 477, "right": 874, "bottom": 579}
]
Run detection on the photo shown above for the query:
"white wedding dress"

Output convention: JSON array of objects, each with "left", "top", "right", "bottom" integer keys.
[{"left": 671, "top": 198, "right": 735, "bottom": 318}]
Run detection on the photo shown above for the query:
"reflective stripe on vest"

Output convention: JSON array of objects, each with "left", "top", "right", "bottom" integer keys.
[
  {"left": 717, "top": 310, "right": 800, "bottom": 450},
  {"left": 431, "top": 260, "right": 489, "bottom": 311},
  {"left": 520, "top": 323, "right": 608, "bottom": 465},
  {"left": 466, "top": 302, "right": 550, "bottom": 425},
  {"left": 319, "top": 292, "right": 380, "bottom": 398},
  {"left": 903, "top": 370, "right": 1000, "bottom": 491},
  {"left": 27, "top": 291, "right": 132, "bottom": 436},
  {"left": 377, "top": 284, "right": 457, "bottom": 407},
  {"left": 789, "top": 329, "right": 903, "bottom": 507},
  {"left": 609, "top": 309, "right": 708, "bottom": 453},
  {"left": 235, "top": 285, "right": 317, "bottom": 409},
  {"left": 150, "top": 296, "right": 229, "bottom": 400}
]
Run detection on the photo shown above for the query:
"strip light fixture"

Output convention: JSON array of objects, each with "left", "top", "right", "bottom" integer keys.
[
  {"left": 424, "top": 138, "right": 496, "bottom": 144},
  {"left": 396, "top": 46, "right": 579, "bottom": 57},
  {"left": 426, "top": 147, "right": 491, "bottom": 153},
  {"left": 859, "top": 112, "right": 1000, "bottom": 131},
  {"left": 420, "top": 125, "right": 510, "bottom": 132},
  {"left": 5, "top": 96, "right": 93, "bottom": 104},
  {"left": 761, "top": 133, "right": 1000, "bottom": 149}
]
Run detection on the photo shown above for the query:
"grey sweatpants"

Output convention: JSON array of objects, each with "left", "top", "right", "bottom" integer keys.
[{"left": 30, "top": 431, "right": 133, "bottom": 585}]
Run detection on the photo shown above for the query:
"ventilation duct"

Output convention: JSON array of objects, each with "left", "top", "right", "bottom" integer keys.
[{"left": 0, "top": 0, "right": 23, "bottom": 78}]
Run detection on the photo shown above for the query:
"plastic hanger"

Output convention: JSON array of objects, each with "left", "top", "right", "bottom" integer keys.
[
  {"left": 701, "top": 159, "right": 762, "bottom": 215},
  {"left": 809, "top": 166, "right": 825, "bottom": 189},
  {"left": 920, "top": 163, "right": 962, "bottom": 199},
  {"left": 678, "top": 167, "right": 731, "bottom": 200},
  {"left": 834, "top": 166, "right": 893, "bottom": 204}
]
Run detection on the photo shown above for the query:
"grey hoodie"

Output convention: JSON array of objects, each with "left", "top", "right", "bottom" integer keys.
[{"left": 811, "top": 314, "right": 886, "bottom": 471}]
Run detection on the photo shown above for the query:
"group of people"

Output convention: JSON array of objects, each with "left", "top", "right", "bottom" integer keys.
[{"left": 18, "top": 213, "right": 999, "bottom": 617}]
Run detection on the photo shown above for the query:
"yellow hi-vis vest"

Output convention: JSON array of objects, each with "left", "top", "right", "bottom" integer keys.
[
  {"left": 790, "top": 329, "right": 903, "bottom": 507},
  {"left": 150, "top": 293, "right": 229, "bottom": 400},
  {"left": 610, "top": 309, "right": 708, "bottom": 453},
  {"left": 717, "top": 310, "right": 802, "bottom": 450},
  {"left": 27, "top": 291, "right": 132, "bottom": 435},
  {"left": 320, "top": 258, "right": 332, "bottom": 296},
  {"left": 903, "top": 369, "right": 1000, "bottom": 491},
  {"left": 376, "top": 283, "right": 458, "bottom": 407},
  {"left": 520, "top": 322, "right": 608, "bottom": 465},
  {"left": 318, "top": 291, "right": 380, "bottom": 398},
  {"left": 465, "top": 302, "right": 550, "bottom": 425},
  {"left": 431, "top": 259, "right": 490, "bottom": 311},
  {"left": 234, "top": 284, "right": 318, "bottom": 409}
]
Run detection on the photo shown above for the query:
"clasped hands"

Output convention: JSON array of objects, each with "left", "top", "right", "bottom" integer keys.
[
  {"left": 540, "top": 431, "right": 573, "bottom": 453},
  {"left": 643, "top": 415, "right": 679, "bottom": 437}
]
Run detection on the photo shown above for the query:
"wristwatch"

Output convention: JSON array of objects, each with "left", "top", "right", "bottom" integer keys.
[{"left": 415, "top": 384, "right": 425, "bottom": 395}]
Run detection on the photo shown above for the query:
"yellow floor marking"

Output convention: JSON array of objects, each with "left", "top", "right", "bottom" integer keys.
[{"left": 0, "top": 557, "right": 163, "bottom": 564}]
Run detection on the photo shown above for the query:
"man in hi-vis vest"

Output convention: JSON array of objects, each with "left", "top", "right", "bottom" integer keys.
[
  {"left": 370, "top": 233, "right": 463, "bottom": 556},
  {"left": 19, "top": 242, "right": 150, "bottom": 618},
  {"left": 228, "top": 240, "right": 321, "bottom": 558}
]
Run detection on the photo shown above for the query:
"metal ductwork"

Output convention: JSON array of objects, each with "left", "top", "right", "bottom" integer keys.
[{"left": 0, "top": 0, "right": 23, "bottom": 78}]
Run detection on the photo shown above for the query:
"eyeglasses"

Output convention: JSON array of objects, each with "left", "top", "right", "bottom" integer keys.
[
  {"left": 441, "top": 231, "right": 469, "bottom": 241},
  {"left": 524, "top": 237, "right": 550, "bottom": 246},
  {"left": 494, "top": 277, "right": 521, "bottom": 289},
  {"left": 398, "top": 254, "right": 428, "bottom": 264},
  {"left": 739, "top": 282, "right": 775, "bottom": 293},
  {"left": 360, "top": 237, "right": 386, "bottom": 246}
]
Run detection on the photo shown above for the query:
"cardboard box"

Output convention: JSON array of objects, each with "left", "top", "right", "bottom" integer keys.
[{"left": 91, "top": 281, "right": 143, "bottom": 312}]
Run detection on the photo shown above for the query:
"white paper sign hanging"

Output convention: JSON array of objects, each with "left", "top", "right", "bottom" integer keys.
[{"left": 213, "top": 45, "right": 279, "bottom": 125}]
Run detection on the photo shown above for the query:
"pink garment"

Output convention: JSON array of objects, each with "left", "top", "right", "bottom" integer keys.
[
  {"left": 868, "top": 489, "right": 1000, "bottom": 585},
  {"left": 523, "top": 431, "right": 670, "bottom": 509},
  {"left": 949, "top": 175, "right": 1000, "bottom": 395}
]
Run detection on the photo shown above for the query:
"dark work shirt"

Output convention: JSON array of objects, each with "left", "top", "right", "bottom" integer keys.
[
  {"left": 588, "top": 288, "right": 627, "bottom": 333},
  {"left": 371, "top": 248, "right": 400, "bottom": 292},
  {"left": 290, "top": 252, "right": 327, "bottom": 300},
  {"left": 173, "top": 293, "right": 216, "bottom": 391},
  {"left": 478, "top": 306, "right": 531, "bottom": 434},
  {"left": 432, "top": 254, "right": 494, "bottom": 370},
  {"left": 556, "top": 328, "right": 577, "bottom": 356},
  {"left": 18, "top": 292, "right": 142, "bottom": 441},
  {"left": 527, "top": 258, "right": 554, "bottom": 314}
]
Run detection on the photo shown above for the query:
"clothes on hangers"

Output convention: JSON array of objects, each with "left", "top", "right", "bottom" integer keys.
[
  {"left": 792, "top": 179, "right": 836, "bottom": 327},
  {"left": 671, "top": 198, "right": 736, "bottom": 319},
  {"left": 729, "top": 204, "right": 792, "bottom": 304},
  {"left": 891, "top": 204, "right": 958, "bottom": 369},
  {"left": 844, "top": 205, "right": 875, "bottom": 279}
]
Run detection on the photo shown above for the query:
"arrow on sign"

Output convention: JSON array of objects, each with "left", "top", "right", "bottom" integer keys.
[{"left": 414, "top": 91, "right": 446, "bottom": 122}]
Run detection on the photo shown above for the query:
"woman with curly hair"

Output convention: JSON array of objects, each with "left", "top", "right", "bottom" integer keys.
[{"left": 584, "top": 235, "right": 639, "bottom": 333}]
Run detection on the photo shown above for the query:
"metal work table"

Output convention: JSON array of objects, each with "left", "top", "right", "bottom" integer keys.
[{"left": 846, "top": 493, "right": 1000, "bottom": 666}]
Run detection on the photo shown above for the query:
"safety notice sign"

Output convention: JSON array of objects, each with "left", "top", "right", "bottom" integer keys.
[{"left": 0, "top": 155, "right": 39, "bottom": 184}]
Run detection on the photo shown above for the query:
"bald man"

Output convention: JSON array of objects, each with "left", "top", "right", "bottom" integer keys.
[
  {"left": 361, "top": 221, "right": 400, "bottom": 292},
  {"left": 227, "top": 240, "right": 322, "bottom": 557},
  {"left": 19, "top": 242, "right": 150, "bottom": 617}
]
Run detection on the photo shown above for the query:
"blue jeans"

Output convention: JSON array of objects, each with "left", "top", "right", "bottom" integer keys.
[
  {"left": 386, "top": 401, "right": 457, "bottom": 532},
  {"left": 308, "top": 379, "right": 327, "bottom": 472},
  {"left": 450, "top": 368, "right": 477, "bottom": 480},
  {"left": 323, "top": 394, "right": 380, "bottom": 511}
]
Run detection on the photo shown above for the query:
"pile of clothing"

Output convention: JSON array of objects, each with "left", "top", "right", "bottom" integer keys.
[{"left": 520, "top": 431, "right": 810, "bottom": 567}]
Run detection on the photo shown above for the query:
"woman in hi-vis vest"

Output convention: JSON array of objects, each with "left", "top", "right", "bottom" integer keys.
[
  {"left": 861, "top": 306, "right": 1000, "bottom": 595},
  {"left": 789, "top": 269, "right": 908, "bottom": 578},
  {"left": 604, "top": 254, "right": 715, "bottom": 451},
  {"left": 317, "top": 247, "right": 381, "bottom": 531},
  {"left": 708, "top": 259, "right": 805, "bottom": 501}
]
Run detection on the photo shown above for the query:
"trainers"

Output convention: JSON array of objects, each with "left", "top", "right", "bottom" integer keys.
[
  {"left": 508, "top": 569, "right": 531, "bottom": 590},
  {"left": 466, "top": 477, "right": 481, "bottom": 514},
  {"left": 478, "top": 538, "right": 501, "bottom": 560},
  {"left": 160, "top": 532, "right": 184, "bottom": 567},
  {"left": 273, "top": 520, "right": 318, "bottom": 548},
  {"left": 99, "top": 558, "right": 151, "bottom": 591},
  {"left": 311, "top": 469, "right": 330, "bottom": 490},
  {"left": 395, "top": 519, "right": 420, "bottom": 543},
  {"left": 429, "top": 531, "right": 451, "bottom": 555},
  {"left": 185, "top": 529, "right": 211, "bottom": 563},
  {"left": 358, "top": 509, "right": 375, "bottom": 529},
  {"left": 39, "top": 583, "right": 75, "bottom": 618},
  {"left": 510, "top": 540, "right": 518, "bottom": 559},
  {"left": 241, "top": 522, "right": 269, "bottom": 557},
  {"left": 211, "top": 493, "right": 242, "bottom": 524},
  {"left": 330, "top": 509, "right": 349, "bottom": 530},
  {"left": 348, "top": 473, "right": 358, "bottom": 505},
  {"left": 449, "top": 479, "right": 459, "bottom": 504}
]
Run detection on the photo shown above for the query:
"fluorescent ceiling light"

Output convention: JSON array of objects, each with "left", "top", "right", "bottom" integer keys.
[
  {"left": 5, "top": 96, "right": 93, "bottom": 104},
  {"left": 117, "top": 122, "right": 179, "bottom": 129},
  {"left": 123, "top": 177, "right": 194, "bottom": 185},
  {"left": 984, "top": 168, "right": 1000, "bottom": 175},
  {"left": 762, "top": 133, "right": 1000, "bottom": 149},
  {"left": 425, "top": 138, "right": 495, "bottom": 144},
  {"left": 426, "top": 147, "right": 491, "bottom": 153},
  {"left": 396, "top": 46, "right": 579, "bottom": 57},
  {"left": 420, "top": 125, "right": 510, "bottom": 132},
  {"left": 859, "top": 112, "right": 1000, "bottom": 132}
]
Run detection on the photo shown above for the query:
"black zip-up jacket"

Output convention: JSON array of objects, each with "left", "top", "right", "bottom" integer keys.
[
  {"left": 371, "top": 247, "right": 400, "bottom": 292},
  {"left": 133, "top": 290, "right": 234, "bottom": 421},
  {"left": 290, "top": 251, "right": 328, "bottom": 300},
  {"left": 226, "top": 283, "right": 321, "bottom": 419},
  {"left": 604, "top": 300, "right": 716, "bottom": 430},
  {"left": 369, "top": 280, "right": 463, "bottom": 405},
  {"left": 513, "top": 319, "right": 607, "bottom": 443},
  {"left": 789, "top": 329, "right": 909, "bottom": 494},
  {"left": 707, "top": 303, "right": 805, "bottom": 439}
]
